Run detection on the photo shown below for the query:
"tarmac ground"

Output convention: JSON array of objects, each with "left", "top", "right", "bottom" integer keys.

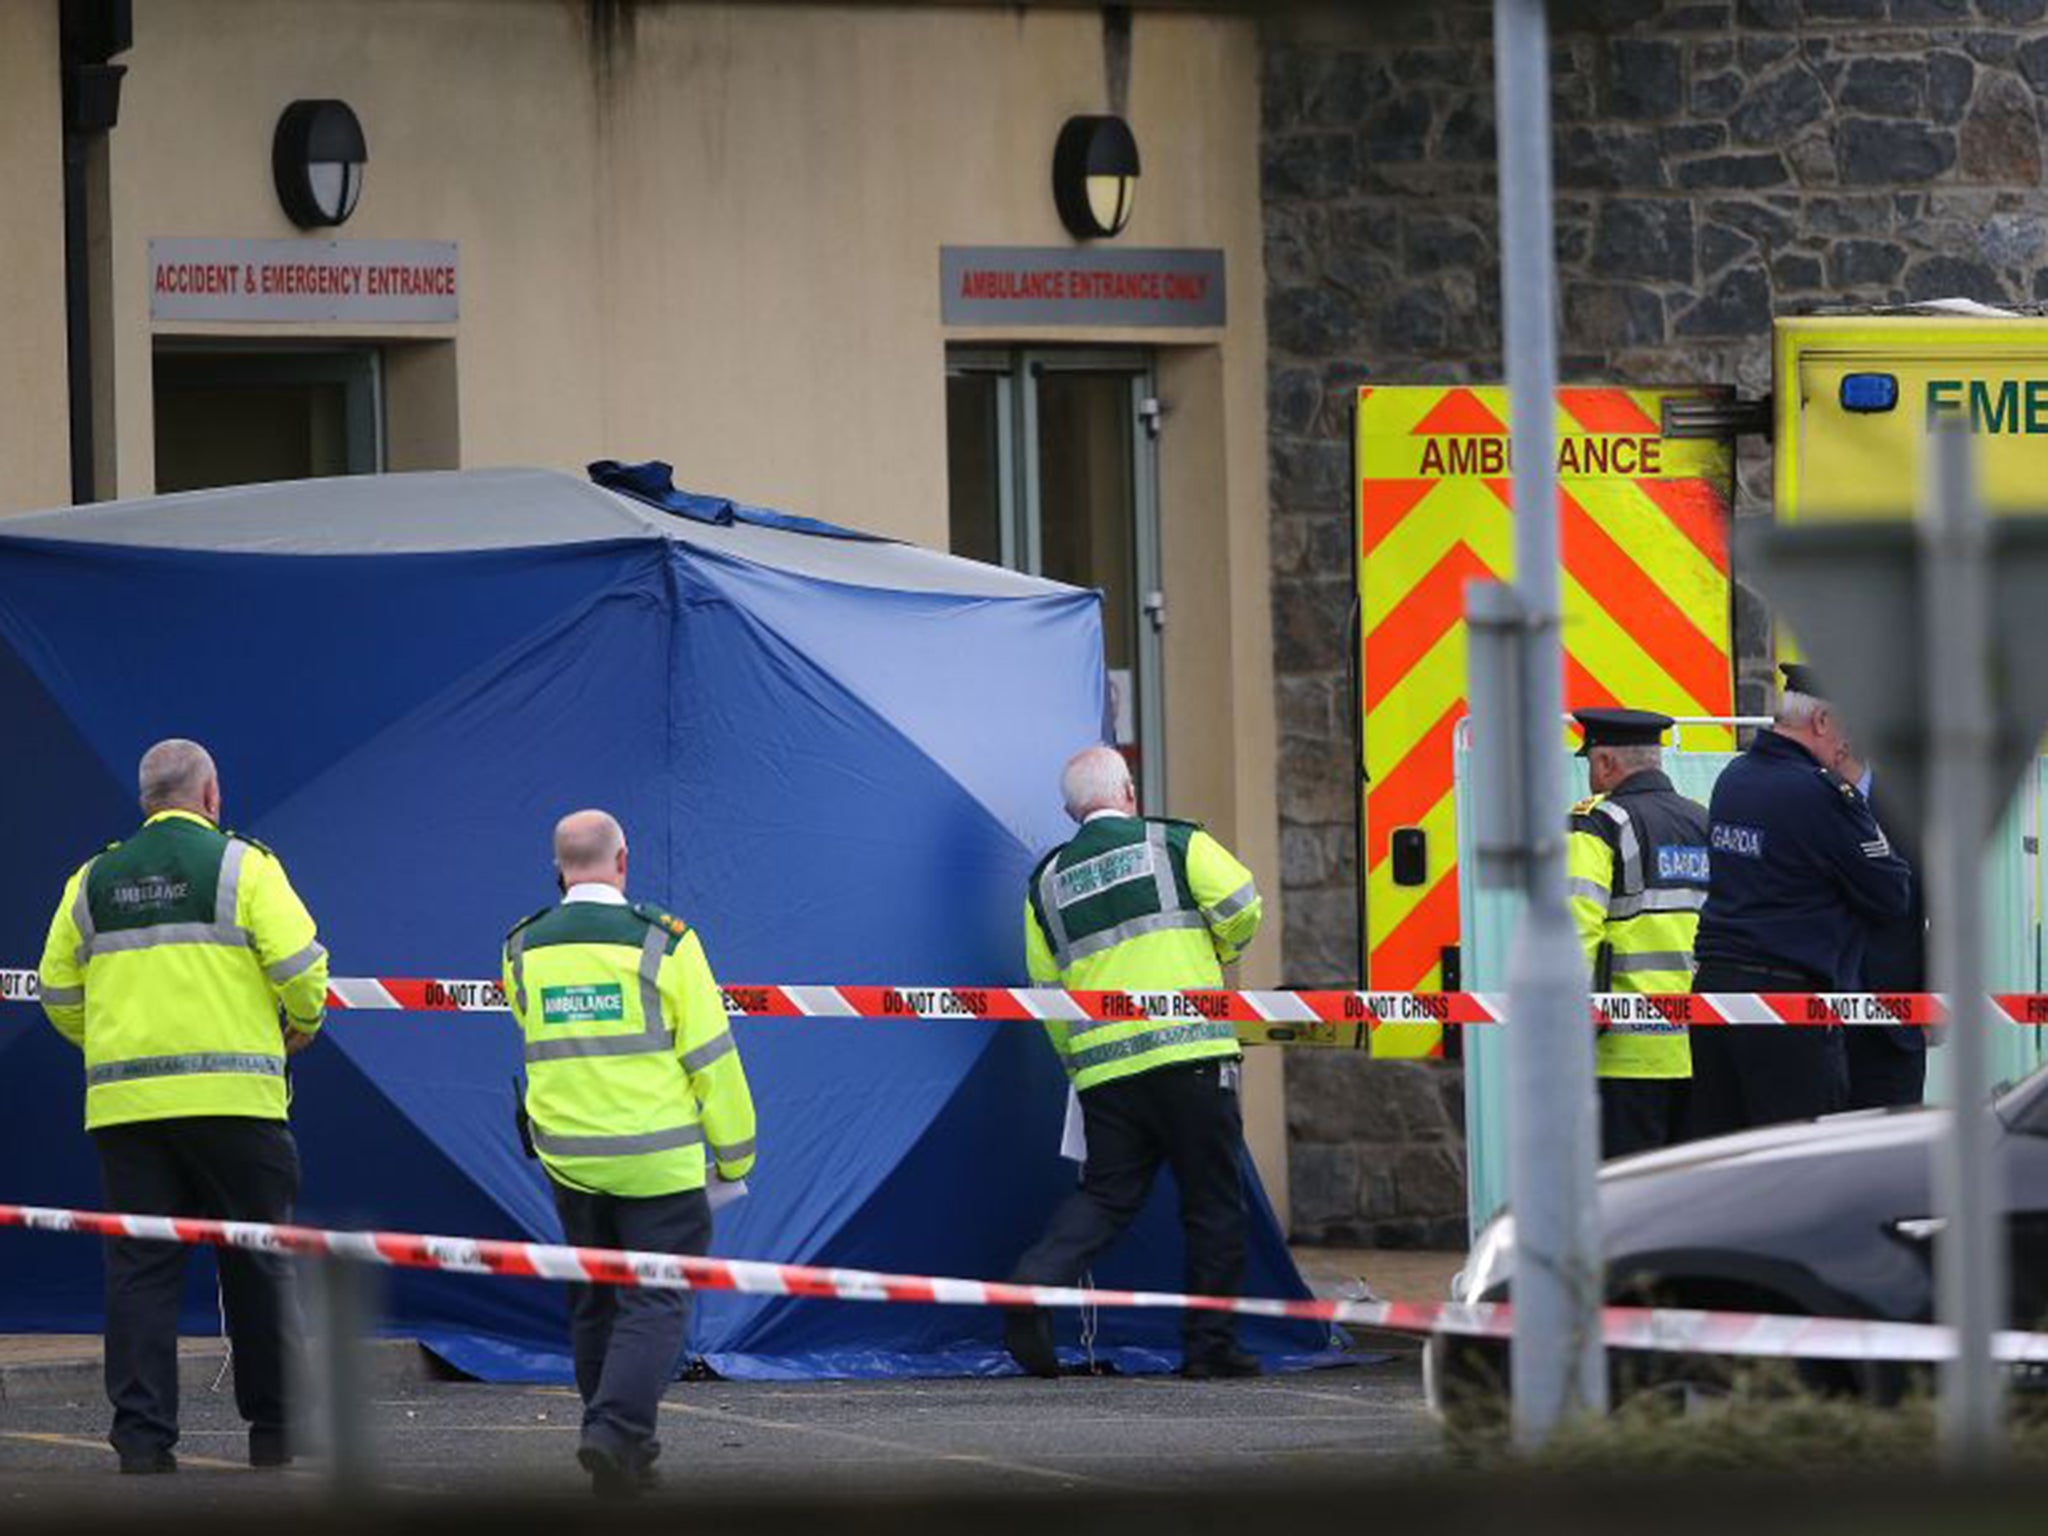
[
  {"left": 0, "top": 1246, "right": 1455, "bottom": 1512},
  {"left": 0, "top": 1352, "right": 1432, "bottom": 1511}
]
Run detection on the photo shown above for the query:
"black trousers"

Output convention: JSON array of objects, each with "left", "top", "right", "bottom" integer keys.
[
  {"left": 551, "top": 1182, "right": 711, "bottom": 1466},
  {"left": 1845, "top": 1030, "right": 1929, "bottom": 1110},
  {"left": 1687, "top": 961, "right": 1848, "bottom": 1139},
  {"left": 1010, "top": 1058, "right": 1248, "bottom": 1359},
  {"left": 1599, "top": 1078, "right": 1688, "bottom": 1160},
  {"left": 92, "top": 1117, "right": 302, "bottom": 1462}
]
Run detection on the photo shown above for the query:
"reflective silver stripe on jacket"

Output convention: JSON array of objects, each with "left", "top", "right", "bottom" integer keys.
[
  {"left": 1606, "top": 886, "right": 1707, "bottom": 920},
  {"left": 1608, "top": 950, "right": 1695, "bottom": 974},
  {"left": 1202, "top": 878, "right": 1258, "bottom": 926},
  {"left": 71, "top": 859, "right": 100, "bottom": 966},
  {"left": 1147, "top": 822, "right": 1177, "bottom": 914},
  {"left": 265, "top": 940, "right": 327, "bottom": 984},
  {"left": 1566, "top": 875, "right": 1612, "bottom": 906},
  {"left": 681, "top": 1032, "right": 736, "bottom": 1074},
  {"left": 40, "top": 984, "right": 84, "bottom": 1007},
  {"left": 523, "top": 919, "right": 678, "bottom": 1065},
  {"left": 1059, "top": 909, "right": 1210, "bottom": 968},
  {"left": 1066, "top": 1020, "right": 1239, "bottom": 1074},
  {"left": 636, "top": 924, "right": 667, "bottom": 1032},
  {"left": 710, "top": 1136, "right": 756, "bottom": 1163},
  {"left": 505, "top": 926, "right": 531, "bottom": 1013},
  {"left": 86, "top": 1052, "right": 286, "bottom": 1087},
  {"left": 1036, "top": 858, "right": 1073, "bottom": 963},
  {"left": 89, "top": 922, "right": 252, "bottom": 955},
  {"left": 217, "top": 838, "right": 250, "bottom": 929},
  {"left": 530, "top": 1123, "right": 704, "bottom": 1159},
  {"left": 1595, "top": 801, "right": 1644, "bottom": 895}
]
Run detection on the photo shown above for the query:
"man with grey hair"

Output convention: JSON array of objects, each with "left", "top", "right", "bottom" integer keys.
[
  {"left": 1004, "top": 745, "right": 1265, "bottom": 1380},
  {"left": 38, "top": 739, "right": 328, "bottom": 1475},
  {"left": 503, "top": 809, "right": 756, "bottom": 1499},
  {"left": 1689, "top": 664, "right": 1912, "bottom": 1137},
  {"left": 1565, "top": 709, "right": 1710, "bottom": 1158}
]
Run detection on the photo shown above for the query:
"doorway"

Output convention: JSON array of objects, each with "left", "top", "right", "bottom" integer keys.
[
  {"left": 945, "top": 348, "right": 1165, "bottom": 810},
  {"left": 153, "top": 346, "right": 382, "bottom": 494}
]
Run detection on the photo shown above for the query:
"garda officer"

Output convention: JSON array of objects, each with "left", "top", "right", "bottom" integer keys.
[
  {"left": 1565, "top": 709, "right": 1710, "bottom": 1158},
  {"left": 1689, "top": 666, "right": 1912, "bottom": 1137},
  {"left": 503, "top": 810, "right": 756, "bottom": 1499},
  {"left": 1839, "top": 759, "right": 1931, "bottom": 1109},
  {"left": 36, "top": 739, "right": 328, "bottom": 1476},
  {"left": 1004, "top": 746, "right": 1264, "bottom": 1381}
]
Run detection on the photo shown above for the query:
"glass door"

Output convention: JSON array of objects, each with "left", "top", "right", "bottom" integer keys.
[{"left": 946, "top": 348, "right": 1164, "bottom": 810}]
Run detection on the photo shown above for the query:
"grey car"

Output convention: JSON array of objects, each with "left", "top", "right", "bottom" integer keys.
[{"left": 1426, "top": 1064, "right": 2048, "bottom": 1418}]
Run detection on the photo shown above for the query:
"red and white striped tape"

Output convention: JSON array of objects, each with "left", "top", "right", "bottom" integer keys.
[
  {"left": 5, "top": 967, "right": 2047, "bottom": 1034},
  {"left": 2, "top": 1201, "right": 2043, "bottom": 1367}
]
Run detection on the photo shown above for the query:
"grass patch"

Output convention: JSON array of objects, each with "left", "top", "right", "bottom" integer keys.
[{"left": 1446, "top": 1364, "right": 2048, "bottom": 1473}]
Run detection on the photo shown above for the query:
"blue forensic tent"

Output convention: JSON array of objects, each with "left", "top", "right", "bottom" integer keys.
[{"left": 0, "top": 467, "right": 1334, "bottom": 1379}]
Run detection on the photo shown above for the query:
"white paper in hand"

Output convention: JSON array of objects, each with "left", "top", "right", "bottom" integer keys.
[
  {"left": 707, "top": 1177, "right": 750, "bottom": 1213},
  {"left": 1059, "top": 1087, "right": 1088, "bottom": 1164}
]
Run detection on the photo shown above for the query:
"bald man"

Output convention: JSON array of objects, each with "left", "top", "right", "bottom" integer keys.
[
  {"left": 503, "top": 810, "right": 756, "bottom": 1500},
  {"left": 38, "top": 739, "right": 328, "bottom": 1475}
]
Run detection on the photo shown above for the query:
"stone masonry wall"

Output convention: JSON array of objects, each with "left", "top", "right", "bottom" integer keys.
[{"left": 1266, "top": 0, "right": 2048, "bottom": 1244}]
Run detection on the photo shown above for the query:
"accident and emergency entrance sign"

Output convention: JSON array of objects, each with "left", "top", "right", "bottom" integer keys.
[{"left": 1355, "top": 386, "right": 1738, "bottom": 1057}]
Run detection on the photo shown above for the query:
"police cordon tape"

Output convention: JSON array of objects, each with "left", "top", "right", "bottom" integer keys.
[
  {"left": 3, "top": 1200, "right": 2046, "bottom": 1368},
  {"left": 4, "top": 968, "right": 2048, "bottom": 1042}
]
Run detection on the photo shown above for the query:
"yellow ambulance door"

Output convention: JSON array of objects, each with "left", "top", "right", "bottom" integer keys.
[{"left": 1356, "top": 386, "right": 1737, "bottom": 1057}]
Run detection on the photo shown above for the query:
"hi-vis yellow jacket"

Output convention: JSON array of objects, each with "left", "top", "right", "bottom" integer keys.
[
  {"left": 505, "top": 896, "right": 756, "bottom": 1198},
  {"left": 38, "top": 809, "right": 329, "bottom": 1129},
  {"left": 1023, "top": 814, "right": 1262, "bottom": 1092},
  {"left": 1565, "top": 771, "right": 1710, "bottom": 1080}
]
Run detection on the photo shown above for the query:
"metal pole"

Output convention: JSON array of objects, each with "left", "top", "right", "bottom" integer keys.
[
  {"left": 1925, "top": 426, "right": 2006, "bottom": 1463},
  {"left": 308, "top": 1253, "right": 377, "bottom": 1502},
  {"left": 1493, "top": 0, "right": 1605, "bottom": 1446}
]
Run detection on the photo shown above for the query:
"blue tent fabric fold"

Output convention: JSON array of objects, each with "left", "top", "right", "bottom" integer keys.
[
  {"left": 588, "top": 459, "right": 881, "bottom": 542},
  {"left": 0, "top": 468, "right": 1336, "bottom": 1380}
]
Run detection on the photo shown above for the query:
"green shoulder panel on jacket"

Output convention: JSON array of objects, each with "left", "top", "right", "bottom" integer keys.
[
  {"left": 518, "top": 902, "right": 651, "bottom": 951},
  {"left": 505, "top": 906, "right": 553, "bottom": 943},
  {"left": 224, "top": 829, "right": 277, "bottom": 858},
  {"left": 631, "top": 903, "right": 690, "bottom": 955}
]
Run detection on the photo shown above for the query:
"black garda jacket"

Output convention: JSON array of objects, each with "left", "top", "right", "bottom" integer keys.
[
  {"left": 1694, "top": 729, "right": 1913, "bottom": 986},
  {"left": 1856, "top": 781, "right": 1928, "bottom": 1052},
  {"left": 1568, "top": 769, "right": 1712, "bottom": 985}
]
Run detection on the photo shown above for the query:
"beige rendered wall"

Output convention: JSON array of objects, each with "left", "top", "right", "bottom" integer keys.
[
  {"left": 45, "top": 0, "right": 1290, "bottom": 1213},
  {"left": 0, "top": 1, "right": 71, "bottom": 515}
]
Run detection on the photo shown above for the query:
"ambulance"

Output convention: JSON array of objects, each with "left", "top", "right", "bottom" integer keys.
[{"left": 1352, "top": 304, "right": 2048, "bottom": 1061}]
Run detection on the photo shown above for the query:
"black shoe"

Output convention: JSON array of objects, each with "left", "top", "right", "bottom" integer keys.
[
  {"left": 118, "top": 1449, "right": 177, "bottom": 1476},
  {"left": 578, "top": 1443, "right": 643, "bottom": 1502},
  {"left": 1181, "top": 1347, "right": 1263, "bottom": 1380},
  {"left": 1003, "top": 1309, "right": 1060, "bottom": 1379},
  {"left": 250, "top": 1429, "right": 292, "bottom": 1469}
]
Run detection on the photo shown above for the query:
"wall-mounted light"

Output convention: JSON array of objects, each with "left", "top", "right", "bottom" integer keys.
[
  {"left": 273, "top": 100, "right": 367, "bottom": 228},
  {"left": 1052, "top": 114, "right": 1140, "bottom": 241}
]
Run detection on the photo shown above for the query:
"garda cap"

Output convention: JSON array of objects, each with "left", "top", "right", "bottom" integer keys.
[
  {"left": 1779, "top": 661, "right": 1826, "bottom": 700},
  {"left": 1573, "top": 707, "right": 1673, "bottom": 757}
]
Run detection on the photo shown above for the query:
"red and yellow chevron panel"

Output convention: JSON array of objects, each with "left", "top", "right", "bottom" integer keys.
[{"left": 1355, "top": 385, "right": 1737, "bottom": 1058}]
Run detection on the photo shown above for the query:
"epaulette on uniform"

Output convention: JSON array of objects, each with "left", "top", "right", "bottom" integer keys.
[
  {"left": 1815, "top": 767, "right": 1863, "bottom": 804},
  {"left": 504, "top": 906, "right": 551, "bottom": 942},
  {"left": 225, "top": 829, "right": 276, "bottom": 858},
  {"left": 1153, "top": 816, "right": 1204, "bottom": 833},
  {"left": 633, "top": 902, "right": 691, "bottom": 941},
  {"left": 1569, "top": 794, "right": 1605, "bottom": 818}
]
